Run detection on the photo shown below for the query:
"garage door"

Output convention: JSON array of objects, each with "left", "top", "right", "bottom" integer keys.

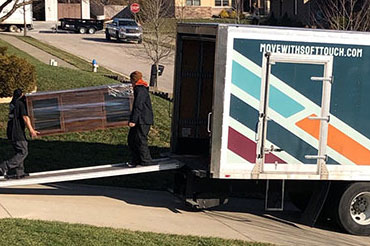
[{"left": 58, "top": 3, "right": 81, "bottom": 19}]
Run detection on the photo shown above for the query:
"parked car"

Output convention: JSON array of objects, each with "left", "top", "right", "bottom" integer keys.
[
  {"left": 59, "top": 18, "right": 104, "bottom": 34},
  {"left": 105, "top": 18, "right": 142, "bottom": 43}
]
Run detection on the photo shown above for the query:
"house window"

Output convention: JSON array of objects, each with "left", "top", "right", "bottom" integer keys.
[
  {"left": 186, "top": 0, "right": 200, "bottom": 6},
  {"left": 215, "top": 0, "right": 229, "bottom": 7}
]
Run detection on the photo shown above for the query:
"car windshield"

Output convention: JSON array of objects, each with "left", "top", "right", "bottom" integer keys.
[{"left": 118, "top": 21, "right": 137, "bottom": 26}]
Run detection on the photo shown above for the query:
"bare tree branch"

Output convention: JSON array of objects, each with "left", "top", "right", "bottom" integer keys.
[
  {"left": 311, "top": 0, "right": 370, "bottom": 31},
  {"left": 0, "top": 0, "right": 33, "bottom": 23},
  {"left": 136, "top": 0, "right": 175, "bottom": 90}
]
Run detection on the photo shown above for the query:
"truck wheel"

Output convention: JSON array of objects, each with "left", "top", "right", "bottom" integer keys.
[
  {"left": 0, "top": 26, "right": 6, "bottom": 32},
  {"left": 88, "top": 27, "right": 96, "bottom": 34},
  {"left": 105, "top": 31, "right": 111, "bottom": 40},
  {"left": 79, "top": 27, "right": 87, "bottom": 34},
  {"left": 9, "top": 25, "right": 18, "bottom": 33},
  {"left": 138, "top": 38, "right": 143, "bottom": 44},
  {"left": 338, "top": 182, "right": 370, "bottom": 235}
]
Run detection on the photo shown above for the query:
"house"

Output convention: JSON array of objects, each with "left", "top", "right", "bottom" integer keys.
[
  {"left": 174, "top": 0, "right": 270, "bottom": 19},
  {"left": 42, "top": 0, "right": 90, "bottom": 21}
]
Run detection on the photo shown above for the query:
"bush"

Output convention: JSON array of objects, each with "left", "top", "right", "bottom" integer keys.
[
  {"left": 0, "top": 46, "right": 36, "bottom": 97},
  {"left": 229, "top": 10, "right": 237, "bottom": 19},
  {"left": 219, "top": 9, "right": 229, "bottom": 18}
]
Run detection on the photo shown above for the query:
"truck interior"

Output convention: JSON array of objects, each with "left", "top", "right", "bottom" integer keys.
[{"left": 172, "top": 35, "right": 215, "bottom": 159}]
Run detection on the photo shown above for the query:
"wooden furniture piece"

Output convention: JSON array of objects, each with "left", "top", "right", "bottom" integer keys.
[{"left": 25, "top": 84, "right": 133, "bottom": 136}]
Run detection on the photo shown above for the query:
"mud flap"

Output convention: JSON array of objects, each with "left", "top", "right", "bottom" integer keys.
[{"left": 300, "top": 181, "right": 331, "bottom": 227}]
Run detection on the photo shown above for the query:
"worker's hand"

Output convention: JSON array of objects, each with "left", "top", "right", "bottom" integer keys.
[
  {"left": 30, "top": 129, "right": 40, "bottom": 138},
  {"left": 128, "top": 122, "right": 136, "bottom": 127}
]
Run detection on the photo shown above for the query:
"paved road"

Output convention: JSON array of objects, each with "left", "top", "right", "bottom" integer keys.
[
  {"left": 27, "top": 22, "right": 175, "bottom": 94},
  {"left": 1, "top": 183, "right": 370, "bottom": 246},
  {"left": 0, "top": 34, "right": 76, "bottom": 69}
]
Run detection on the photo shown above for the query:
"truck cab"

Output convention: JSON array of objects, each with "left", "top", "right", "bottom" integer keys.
[{"left": 105, "top": 18, "right": 142, "bottom": 43}]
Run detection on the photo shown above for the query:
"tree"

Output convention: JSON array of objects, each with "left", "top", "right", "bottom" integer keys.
[
  {"left": 311, "top": 0, "right": 370, "bottom": 31},
  {"left": 233, "top": 0, "right": 243, "bottom": 24},
  {"left": 136, "top": 0, "right": 174, "bottom": 90},
  {"left": 0, "top": 0, "right": 33, "bottom": 23}
]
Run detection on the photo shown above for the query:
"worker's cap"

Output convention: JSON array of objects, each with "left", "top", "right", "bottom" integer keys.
[
  {"left": 130, "top": 71, "right": 142, "bottom": 83},
  {"left": 13, "top": 88, "right": 23, "bottom": 99}
]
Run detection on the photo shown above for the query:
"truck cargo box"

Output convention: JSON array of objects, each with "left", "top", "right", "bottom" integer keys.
[{"left": 172, "top": 23, "right": 370, "bottom": 182}]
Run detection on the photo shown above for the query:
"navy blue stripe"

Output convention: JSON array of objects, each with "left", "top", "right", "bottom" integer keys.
[{"left": 230, "top": 94, "right": 338, "bottom": 164}]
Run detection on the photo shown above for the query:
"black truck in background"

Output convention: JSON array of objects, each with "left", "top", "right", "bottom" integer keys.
[{"left": 59, "top": 18, "right": 104, "bottom": 34}]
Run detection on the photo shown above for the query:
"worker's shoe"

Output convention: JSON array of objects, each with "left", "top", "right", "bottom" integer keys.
[
  {"left": 0, "top": 166, "right": 8, "bottom": 178},
  {"left": 140, "top": 161, "right": 158, "bottom": 166},
  {"left": 125, "top": 162, "right": 137, "bottom": 168},
  {"left": 16, "top": 173, "right": 29, "bottom": 179}
]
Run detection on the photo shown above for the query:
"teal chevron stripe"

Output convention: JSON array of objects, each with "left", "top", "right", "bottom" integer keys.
[{"left": 232, "top": 60, "right": 305, "bottom": 118}]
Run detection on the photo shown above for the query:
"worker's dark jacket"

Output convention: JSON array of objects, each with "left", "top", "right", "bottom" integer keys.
[
  {"left": 7, "top": 99, "right": 27, "bottom": 141},
  {"left": 130, "top": 85, "right": 153, "bottom": 125}
]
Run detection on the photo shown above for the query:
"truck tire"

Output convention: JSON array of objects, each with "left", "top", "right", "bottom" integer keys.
[
  {"left": 338, "top": 182, "right": 370, "bottom": 235},
  {"left": 9, "top": 25, "right": 18, "bottom": 33},
  {"left": 105, "top": 31, "right": 111, "bottom": 40},
  {"left": 79, "top": 27, "right": 87, "bottom": 34},
  {"left": 0, "top": 26, "right": 6, "bottom": 32},
  {"left": 138, "top": 38, "right": 143, "bottom": 44},
  {"left": 88, "top": 27, "right": 96, "bottom": 34}
]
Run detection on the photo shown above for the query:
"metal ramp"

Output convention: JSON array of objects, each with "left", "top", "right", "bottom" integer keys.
[{"left": 0, "top": 159, "right": 183, "bottom": 187}]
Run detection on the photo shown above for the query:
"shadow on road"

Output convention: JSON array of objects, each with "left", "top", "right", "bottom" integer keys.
[
  {"left": 83, "top": 37, "right": 136, "bottom": 44},
  {"left": 0, "top": 139, "right": 345, "bottom": 234}
]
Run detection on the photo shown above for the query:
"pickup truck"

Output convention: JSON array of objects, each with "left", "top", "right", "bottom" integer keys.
[
  {"left": 59, "top": 18, "right": 104, "bottom": 34},
  {"left": 105, "top": 18, "right": 143, "bottom": 43}
]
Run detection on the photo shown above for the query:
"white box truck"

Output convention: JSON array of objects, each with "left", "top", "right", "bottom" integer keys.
[
  {"left": 170, "top": 23, "right": 370, "bottom": 236},
  {"left": 2, "top": 21, "right": 370, "bottom": 237},
  {"left": 0, "top": 0, "right": 32, "bottom": 32}
]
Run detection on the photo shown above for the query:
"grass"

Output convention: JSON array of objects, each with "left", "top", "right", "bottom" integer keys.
[
  {"left": 0, "top": 219, "right": 271, "bottom": 246},
  {"left": 0, "top": 38, "right": 173, "bottom": 189},
  {"left": 16, "top": 36, "right": 116, "bottom": 75}
]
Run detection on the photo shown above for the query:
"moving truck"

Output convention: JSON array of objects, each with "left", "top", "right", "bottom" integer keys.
[
  {"left": 0, "top": 0, "right": 32, "bottom": 32},
  {"left": 4, "top": 22, "right": 370, "bottom": 236},
  {"left": 171, "top": 23, "right": 370, "bottom": 235}
]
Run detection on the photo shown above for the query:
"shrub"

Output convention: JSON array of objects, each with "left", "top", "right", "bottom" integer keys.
[
  {"left": 219, "top": 9, "right": 229, "bottom": 18},
  {"left": 229, "top": 10, "right": 237, "bottom": 19},
  {"left": 0, "top": 47, "right": 36, "bottom": 97}
]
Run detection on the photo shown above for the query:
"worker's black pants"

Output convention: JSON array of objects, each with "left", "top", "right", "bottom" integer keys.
[
  {"left": 128, "top": 124, "right": 152, "bottom": 165},
  {"left": 0, "top": 140, "right": 28, "bottom": 176}
]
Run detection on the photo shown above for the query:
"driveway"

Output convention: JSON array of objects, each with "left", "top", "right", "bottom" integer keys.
[
  {"left": 28, "top": 22, "right": 175, "bottom": 94},
  {"left": 1, "top": 183, "right": 370, "bottom": 246}
]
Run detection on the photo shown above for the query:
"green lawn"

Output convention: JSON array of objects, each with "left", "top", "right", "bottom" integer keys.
[
  {"left": 17, "top": 36, "right": 115, "bottom": 75},
  {"left": 0, "top": 219, "right": 271, "bottom": 246},
  {"left": 0, "top": 38, "right": 172, "bottom": 189}
]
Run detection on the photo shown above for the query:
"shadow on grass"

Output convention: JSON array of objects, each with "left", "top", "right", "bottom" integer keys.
[
  {"left": 0, "top": 138, "right": 172, "bottom": 190},
  {"left": 0, "top": 139, "right": 344, "bottom": 233}
]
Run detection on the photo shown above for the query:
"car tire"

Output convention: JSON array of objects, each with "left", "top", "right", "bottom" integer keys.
[
  {"left": 79, "top": 27, "right": 87, "bottom": 34},
  {"left": 9, "top": 25, "right": 18, "bottom": 33},
  {"left": 88, "top": 27, "right": 96, "bottom": 34},
  {"left": 338, "top": 182, "right": 370, "bottom": 235},
  {"left": 105, "top": 31, "right": 111, "bottom": 40},
  {"left": 138, "top": 39, "right": 143, "bottom": 44}
]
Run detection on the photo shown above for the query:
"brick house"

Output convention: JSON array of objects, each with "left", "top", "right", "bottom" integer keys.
[{"left": 173, "top": 0, "right": 271, "bottom": 19}]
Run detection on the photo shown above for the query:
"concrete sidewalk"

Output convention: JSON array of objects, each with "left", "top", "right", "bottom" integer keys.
[
  {"left": 0, "top": 34, "right": 76, "bottom": 69},
  {"left": 0, "top": 183, "right": 369, "bottom": 246}
]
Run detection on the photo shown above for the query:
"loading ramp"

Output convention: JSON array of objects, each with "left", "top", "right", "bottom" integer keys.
[{"left": 0, "top": 159, "right": 183, "bottom": 187}]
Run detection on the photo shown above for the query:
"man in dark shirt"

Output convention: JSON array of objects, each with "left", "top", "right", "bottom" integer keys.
[
  {"left": 126, "top": 71, "right": 154, "bottom": 167},
  {"left": 0, "top": 89, "right": 39, "bottom": 179}
]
